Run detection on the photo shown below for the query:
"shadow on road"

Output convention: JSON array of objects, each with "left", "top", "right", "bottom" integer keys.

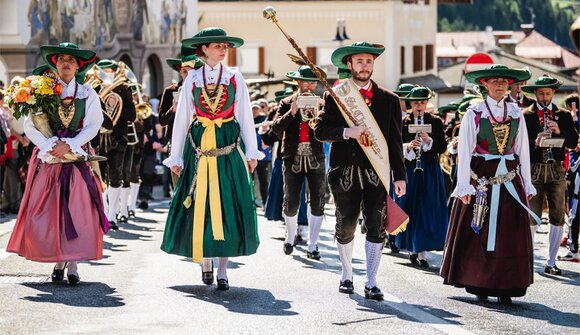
[
  {"left": 169, "top": 285, "right": 298, "bottom": 316},
  {"left": 21, "top": 282, "right": 124, "bottom": 307},
  {"left": 450, "top": 296, "right": 578, "bottom": 328}
]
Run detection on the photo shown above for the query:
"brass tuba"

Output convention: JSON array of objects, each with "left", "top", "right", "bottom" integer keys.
[{"left": 98, "top": 65, "right": 127, "bottom": 132}]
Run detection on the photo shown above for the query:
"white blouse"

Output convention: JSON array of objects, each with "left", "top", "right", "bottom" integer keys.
[
  {"left": 451, "top": 96, "right": 536, "bottom": 197},
  {"left": 24, "top": 78, "right": 103, "bottom": 162},
  {"left": 164, "top": 63, "right": 264, "bottom": 168}
]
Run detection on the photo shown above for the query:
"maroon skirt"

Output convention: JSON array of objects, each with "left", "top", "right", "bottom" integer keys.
[{"left": 440, "top": 156, "right": 534, "bottom": 298}]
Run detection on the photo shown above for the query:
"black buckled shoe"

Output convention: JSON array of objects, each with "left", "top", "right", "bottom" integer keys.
[
  {"left": 109, "top": 221, "right": 119, "bottom": 231},
  {"left": 283, "top": 243, "right": 293, "bottom": 255},
  {"left": 216, "top": 278, "right": 229, "bottom": 291},
  {"left": 67, "top": 274, "right": 80, "bottom": 286},
  {"left": 544, "top": 265, "right": 562, "bottom": 275},
  {"left": 128, "top": 210, "right": 135, "bottom": 218},
  {"left": 306, "top": 247, "right": 321, "bottom": 260},
  {"left": 338, "top": 280, "right": 354, "bottom": 294},
  {"left": 419, "top": 259, "right": 429, "bottom": 268},
  {"left": 388, "top": 242, "right": 399, "bottom": 254},
  {"left": 409, "top": 253, "right": 419, "bottom": 264},
  {"left": 202, "top": 264, "right": 214, "bottom": 285},
  {"left": 118, "top": 215, "right": 128, "bottom": 224},
  {"left": 497, "top": 296, "right": 512, "bottom": 305},
  {"left": 51, "top": 263, "right": 67, "bottom": 282},
  {"left": 364, "top": 286, "right": 384, "bottom": 301}
]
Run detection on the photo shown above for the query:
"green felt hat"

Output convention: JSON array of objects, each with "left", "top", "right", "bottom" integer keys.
[
  {"left": 32, "top": 64, "right": 53, "bottom": 76},
  {"left": 40, "top": 42, "right": 97, "bottom": 74},
  {"left": 166, "top": 54, "right": 203, "bottom": 72},
  {"left": 331, "top": 41, "right": 385, "bottom": 69},
  {"left": 465, "top": 64, "right": 531, "bottom": 85},
  {"left": 182, "top": 27, "right": 244, "bottom": 49},
  {"left": 401, "top": 87, "right": 434, "bottom": 101},
  {"left": 166, "top": 58, "right": 181, "bottom": 72},
  {"left": 337, "top": 68, "right": 352, "bottom": 79},
  {"left": 97, "top": 59, "right": 119, "bottom": 70},
  {"left": 437, "top": 102, "right": 459, "bottom": 114},
  {"left": 274, "top": 87, "right": 295, "bottom": 102},
  {"left": 521, "top": 75, "right": 562, "bottom": 93},
  {"left": 394, "top": 83, "right": 417, "bottom": 97},
  {"left": 285, "top": 65, "right": 325, "bottom": 82}
]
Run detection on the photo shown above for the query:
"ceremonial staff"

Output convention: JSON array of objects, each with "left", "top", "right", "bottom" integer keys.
[{"left": 263, "top": 6, "right": 371, "bottom": 147}]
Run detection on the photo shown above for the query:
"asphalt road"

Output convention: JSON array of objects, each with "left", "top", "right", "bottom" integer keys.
[{"left": 0, "top": 196, "right": 578, "bottom": 335}]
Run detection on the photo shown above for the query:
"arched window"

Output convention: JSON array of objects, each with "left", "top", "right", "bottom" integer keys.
[{"left": 143, "top": 54, "right": 163, "bottom": 99}]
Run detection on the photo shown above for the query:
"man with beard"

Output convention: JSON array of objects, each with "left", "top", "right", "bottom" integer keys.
[
  {"left": 315, "top": 42, "right": 406, "bottom": 300},
  {"left": 522, "top": 75, "right": 579, "bottom": 276},
  {"left": 271, "top": 65, "right": 327, "bottom": 260}
]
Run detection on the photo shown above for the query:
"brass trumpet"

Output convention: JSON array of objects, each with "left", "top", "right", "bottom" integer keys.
[{"left": 297, "top": 91, "right": 319, "bottom": 129}]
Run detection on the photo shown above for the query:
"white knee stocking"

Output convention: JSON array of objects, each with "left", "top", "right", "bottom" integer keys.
[
  {"left": 129, "top": 182, "right": 140, "bottom": 212},
  {"left": 106, "top": 187, "right": 121, "bottom": 222},
  {"left": 365, "top": 240, "right": 383, "bottom": 288},
  {"left": 120, "top": 187, "right": 130, "bottom": 217},
  {"left": 548, "top": 225, "right": 564, "bottom": 267},
  {"left": 284, "top": 214, "right": 298, "bottom": 244},
  {"left": 308, "top": 215, "right": 323, "bottom": 252},
  {"left": 337, "top": 240, "right": 354, "bottom": 282}
]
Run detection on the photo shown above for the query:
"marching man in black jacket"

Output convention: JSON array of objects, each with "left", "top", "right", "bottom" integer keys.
[
  {"left": 315, "top": 42, "right": 406, "bottom": 300},
  {"left": 522, "top": 75, "right": 579, "bottom": 276},
  {"left": 271, "top": 66, "right": 327, "bottom": 260}
]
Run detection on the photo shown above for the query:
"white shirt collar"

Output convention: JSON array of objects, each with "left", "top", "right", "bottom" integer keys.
[
  {"left": 486, "top": 95, "right": 506, "bottom": 108},
  {"left": 353, "top": 81, "right": 371, "bottom": 90},
  {"left": 204, "top": 63, "right": 221, "bottom": 72},
  {"left": 536, "top": 102, "right": 554, "bottom": 110}
]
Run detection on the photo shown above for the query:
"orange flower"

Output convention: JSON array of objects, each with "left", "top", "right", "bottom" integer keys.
[
  {"left": 14, "top": 87, "right": 31, "bottom": 103},
  {"left": 53, "top": 83, "right": 63, "bottom": 95}
]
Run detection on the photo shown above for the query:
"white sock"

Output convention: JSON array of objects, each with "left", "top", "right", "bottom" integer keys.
[
  {"left": 337, "top": 240, "right": 354, "bottom": 282},
  {"left": 418, "top": 251, "right": 427, "bottom": 260},
  {"left": 102, "top": 188, "right": 109, "bottom": 214},
  {"left": 67, "top": 261, "right": 78, "bottom": 276},
  {"left": 308, "top": 215, "right": 323, "bottom": 252},
  {"left": 106, "top": 187, "right": 122, "bottom": 222},
  {"left": 55, "top": 262, "right": 66, "bottom": 270},
  {"left": 548, "top": 225, "right": 564, "bottom": 267},
  {"left": 365, "top": 240, "right": 383, "bottom": 289},
  {"left": 129, "top": 182, "right": 140, "bottom": 211},
  {"left": 284, "top": 214, "right": 298, "bottom": 244},
  {"left": 217, "top": 257, "right": 228, "bottom": 280},
  {"left": 120, "top": 187, "right": 130, "bottom": 217},
  {"left": 530, "top": 225, "right": 537, "bottom": 244},
  {"left": 202, "top": 258, "right": 213, "bottom": 272}
]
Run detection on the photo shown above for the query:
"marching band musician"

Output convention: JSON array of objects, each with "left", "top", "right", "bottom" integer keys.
[
  {"left": 441, "top": 65, "right": 537, "bottom": 304},
  {"left": 161, "top": 28, "right": 263, "bottom": 291},
  {"left": 95, "top": 59, "right": 137, "bottom": 230},
  {"left": 507, "top": 80, "right": 536, "bottom": 108},
  {"left": 397, "top": 87, "right": 448, "bottom": 268},
  {"left": 315, "top": 42, "right": 406, "bottom": 300},
  {"left": 271, "top": 65, "right": 327, "bottom": 260},
  {"left": 7, "top": 42, "right": 108, "bottom": 286},
  {"left": 521, "top": 75, "right": 579, "bottom": 276}
]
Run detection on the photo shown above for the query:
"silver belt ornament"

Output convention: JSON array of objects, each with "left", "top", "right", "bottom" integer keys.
[{"left": 291, "top": 142, "right": 320, "bottom": 173}]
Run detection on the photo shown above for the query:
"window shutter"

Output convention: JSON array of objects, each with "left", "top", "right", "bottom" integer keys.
[
  {"left": 228, "top": 49, "right": 237, "bottom": 67},
  {"left": 306, "top": 47, "right": 317, "bottom": 64},
  {"left": 259, "top": 47, "right": 265, "bottom": 74}
]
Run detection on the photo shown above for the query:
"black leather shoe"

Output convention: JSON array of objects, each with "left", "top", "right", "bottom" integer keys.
[
  {"left": 51, "top": 263, "right": 67, "bottom": 282},
  {"left": 67, "top": 274, "right": 80, "bottom": 286},
  {"left": 364, "top": 286, "right": 384, "bottom": 301},
  {"left": 109, "top": 221, "right": 119, "bottom": 231},
  {"left": 138, "top": 201, "right": 149, "bottom": 210},
  {"left": 283, "top": 243, "right": 293, "bottom": 255},
  {"left": 216, "top": 278, "right": 229, "bottom": 291},
  {"left": 419, "top": 259, "right": 429, "bottom": 268},
  {"left": 409, "top": 253, "right": 419, "bottom": 264},
  {"left": 544, "top": 265, "right": 562, "bottom": 275},
  {"left": 339, "top": 280, "right": 354, "bottom": 294},
  {"left": 476, "top": 295, "right": 488, "bottom": 301},
  {"left": 497, "top": 296, "right": 512, "bottom": 305},
  {"left": 118, "top": 215, "right": 128, "bottom": 223},
  {"left": 202, "top": 264, "right": 214, "bottom": 285},
  {"left": 128, "top": 210, "right": 136, "bottom": 218},
  {"left": 306, "top": 248, "right": 321, "bottom": 260},
  {"left": 389, "top": 242, "right": 399, "bottom": 254}
]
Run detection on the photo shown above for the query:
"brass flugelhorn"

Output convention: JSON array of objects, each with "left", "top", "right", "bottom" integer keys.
[{"left": 263, "top": 6, "right": 372, "bottom": 147}]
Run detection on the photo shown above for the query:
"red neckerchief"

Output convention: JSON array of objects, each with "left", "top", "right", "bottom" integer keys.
[
  {"left": 359, "top": 83, "right": 373, "bottom": 106},
  {"left": 298, "top": 122, "right": 310, "bottom": 142},
  {"left": 537, "top": 104, "right": 554, "bottom": 126}
]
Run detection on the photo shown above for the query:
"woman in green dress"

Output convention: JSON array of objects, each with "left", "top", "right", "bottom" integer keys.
[{"left": 162, "top": 28, "right": 264, "bottom": 290}]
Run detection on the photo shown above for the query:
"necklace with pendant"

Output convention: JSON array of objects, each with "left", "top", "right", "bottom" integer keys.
[{"left": 58, "top": 81, "right": 78, "bottom": 129}]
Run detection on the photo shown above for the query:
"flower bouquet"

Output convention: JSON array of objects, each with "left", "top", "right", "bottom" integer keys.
[{"left": 5, "top": 75, "right": 62, "bottom": 138}]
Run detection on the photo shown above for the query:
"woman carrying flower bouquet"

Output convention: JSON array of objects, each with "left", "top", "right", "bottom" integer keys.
[
  {"left": 6, "top": 42, "right": 108, "bottom": 286},
  {"left": 161, "top": 28, "right": 263, "bottom": 290}
]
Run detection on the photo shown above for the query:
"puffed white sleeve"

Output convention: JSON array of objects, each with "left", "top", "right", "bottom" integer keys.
[
  {"left": 23, "top": 114, "right": 59, "bottom": 162},
  {"left": 233, "top": 71, "right": 265, "bottom": 160},
  {"left": 60, "top": 85, "right": 103, "bottom": 156},
  {"left": 451, "top": 110, "right": 477, "bottom": 197},
  {"left": 163, "top": 71, "right": 195, "bottom": 168},
  {"left": 513, "top": 112, "right": 536, "bottom": 196},
  {"left": 402, "top": 143, "right": 416, "bottom": 161}
]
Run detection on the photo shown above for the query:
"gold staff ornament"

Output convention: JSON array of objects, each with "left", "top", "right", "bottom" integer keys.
[{"left": 263, "top": 6, "right": 372, "bottom": 148}]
